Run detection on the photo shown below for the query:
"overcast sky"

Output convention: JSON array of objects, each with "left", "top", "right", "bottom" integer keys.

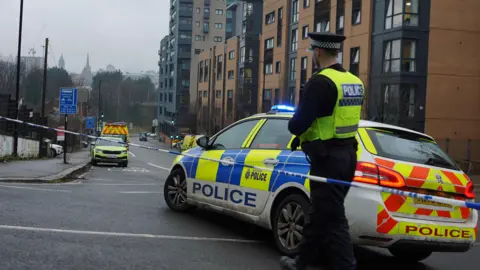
[{"left": 0, "top": 0, "right": 169, "bottom": 74}]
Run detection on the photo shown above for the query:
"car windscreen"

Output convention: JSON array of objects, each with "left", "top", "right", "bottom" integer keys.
[
  {"left": 96, "top": 139, "right": 124, "bottom": 147},
  {"left": 365, "top": 128, "right": 459, "bottom": 170}
]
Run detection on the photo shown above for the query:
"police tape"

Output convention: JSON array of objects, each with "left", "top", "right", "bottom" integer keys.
[{"left": 2, "top": 115, "right": 479, "bottom": 210}]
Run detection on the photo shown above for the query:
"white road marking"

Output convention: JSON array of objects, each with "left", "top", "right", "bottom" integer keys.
[
  {"left": 0, "top": 185, "right": 72, "bottom": 193},
  {"left": 0, "top": 225, "right": 262, "bottom": 244},
  {"left": 128, "top": 151, "right": 136, "bottom": 157},
  {"left": 77, "top": 172, "right": 89, "bottom": 179},
  {"left": 148, "top": 163, "right": 170, "bottom": 171},
  {"left": 118, "top": 191, "right": 163, "bottom": 194},
  {"left": 84, "top": 183, "right": 159, "bottom": 186}
]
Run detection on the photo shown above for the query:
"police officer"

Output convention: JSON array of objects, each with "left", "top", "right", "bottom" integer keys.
[{"left": 280, "top": 32, "right": 364, "bottom": 270}]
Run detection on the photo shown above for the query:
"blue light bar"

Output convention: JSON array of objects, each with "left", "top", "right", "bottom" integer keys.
[{"left": 271, "top": 104, "right": 296, "bottom": 112}]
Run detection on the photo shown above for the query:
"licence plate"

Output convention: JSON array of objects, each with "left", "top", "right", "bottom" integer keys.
[
  {"left": 413, "top": 198, "right": 451, "bottom": 208},
  {"left": 107, "top": 155, "right": 117, "bottom": 158}
]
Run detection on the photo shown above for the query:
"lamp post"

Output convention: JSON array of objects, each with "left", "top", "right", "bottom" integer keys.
[{"left": 13, "top": 0, "right": 24, "bottom": 156}]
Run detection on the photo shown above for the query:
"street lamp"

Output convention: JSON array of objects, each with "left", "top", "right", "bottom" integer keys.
[{"left": 13, "top": 0, "right": 24, "bottom": 156}]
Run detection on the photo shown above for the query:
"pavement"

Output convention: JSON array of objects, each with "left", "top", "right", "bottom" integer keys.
[
  {"left": 0, "top": 137, "right": 479, "bottom": 269},
  {"left": 0, "top": 149, "right": 90, "bottom": 182}
]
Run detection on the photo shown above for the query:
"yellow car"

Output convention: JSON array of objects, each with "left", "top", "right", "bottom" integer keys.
[{"left": 91, "top": 137, "right": 128, "bottom": 167}]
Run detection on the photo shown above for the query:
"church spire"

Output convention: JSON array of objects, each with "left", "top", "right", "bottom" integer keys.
[
  {"left": 86, "top": 54, "right": 90, "bottom": 68},
  {"left": 58, "top": 54, "right": 65, "bottom": 69}
]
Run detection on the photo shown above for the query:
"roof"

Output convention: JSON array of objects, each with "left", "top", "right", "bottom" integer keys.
[{"left": 242, "top": 112, "right": 434, "bottom": 140}]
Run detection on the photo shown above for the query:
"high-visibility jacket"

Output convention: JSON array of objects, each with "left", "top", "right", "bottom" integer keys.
[{"left": 299, "top": 68, "right": 364, "bottom": 143}]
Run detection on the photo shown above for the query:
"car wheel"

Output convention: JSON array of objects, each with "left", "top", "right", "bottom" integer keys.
[
  {"left": 388, "top": 247, "right": 432, "bottom": 262},
  {"left": 122, "top": 161, "right": 128, "bottom": 167},
  {"left": 164, "top": 168, "right": 190, "bottom": 212},
  {"left": 91, "top": 159, "right": 97, "bottom": 166},
  {"left": 272, "top": 194, "right": 311, "bottom": 256}
]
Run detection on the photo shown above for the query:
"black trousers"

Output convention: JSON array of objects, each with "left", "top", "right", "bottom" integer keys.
[{"left": 296, "top": 145, "right": 357, "bottom": 270}]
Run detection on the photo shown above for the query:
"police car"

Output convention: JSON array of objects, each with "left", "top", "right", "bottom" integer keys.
[{"left": 164, "top": 105, "right": 477, "bottom": 261}]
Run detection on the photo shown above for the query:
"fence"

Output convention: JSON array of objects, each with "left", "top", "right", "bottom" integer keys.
[{"left": 436, "top": 138, "right": 480, "bottom": 174}]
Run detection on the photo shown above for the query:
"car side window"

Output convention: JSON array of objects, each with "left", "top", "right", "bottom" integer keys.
[
  {"left": 250, "top": 119, "right": 292, "bottom": 150},
  {"left": 211, "top": 119, "right": 260, "bottom": 149}
]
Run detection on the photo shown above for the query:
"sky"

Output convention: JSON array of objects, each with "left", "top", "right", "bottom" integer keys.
[{"left": 0, "top": 0, "right": 169, "bottom": 74}]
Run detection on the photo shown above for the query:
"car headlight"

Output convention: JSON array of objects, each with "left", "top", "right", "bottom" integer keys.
[{"left": 94, "top": 149, "right": 102, "bottom": 153}]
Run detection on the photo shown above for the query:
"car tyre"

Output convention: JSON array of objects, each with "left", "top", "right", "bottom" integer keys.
[
  {"left": 388, "top": 247, "right": 432, "bottom": 262},
  {"left": 91, "top": 159, "right": 97, "bottom": 166},
  {"left": 164, "top": 168, "right": 190, "bottom": 212},
  {"left": 122, "top": 161, "right": 128, "bottom": 167},
  {"left": 272, "top": 193, "right": 311, "bottom": 256}
]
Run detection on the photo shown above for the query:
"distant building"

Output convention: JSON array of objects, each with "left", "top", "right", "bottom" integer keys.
[
  {"left": 58, "top": 54, "right": 65, "bottom": 69},
  {"left": 79, "top": 54, "right": 93, "bottom": 86}
]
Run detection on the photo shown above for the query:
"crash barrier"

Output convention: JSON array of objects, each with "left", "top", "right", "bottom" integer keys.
[{"left": 1, "top": 115, "right": 479, "bottom": 210}]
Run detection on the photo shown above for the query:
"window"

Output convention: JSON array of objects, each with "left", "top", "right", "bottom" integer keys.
[
  {"left": 179, "top": 32, "right": 192, "bottom": 39},
  {"left": 203, "top": 22, "right": 209, "bottom": 32},
  {"left": 289, "top": 58, "right": 297, "bottom": 80},
  {"left": 168, "top": 93, "right": 173, "bottom": 102},
  {"left": 265, "top": 38, "right": 274, "bottom": 49},
  {"left": 250, "top": 119, "right": 292, "bottom": 150},
  {"left": 278, "top": 7, "right": 283, "bottom": 19},
  {"left": 316, "top": 20, "right": 330, "bottom": 32},
  {"left": 240, "top": 47, "right": 245, "bottom": 63},
  {"left": 215, "top": 9, "right": 224, "bottom": 15},
  {"left": 228, "top": 50, "right": 235, "bottom": 59},
  {"left": 196, "top": 7, "right": 201, "bottom": 13},
  {"left": 181, "top": 80, "right": 190, "bottom": 87},
  {"left": 337, "top": 15, "right": 344, "bottom": 30},
  {"left": 214, "top": 23, "right": 223, "bottom": 29},
  {"left": 275, "top": 61, "right": 281, "bottom": 73},
  {"left": 243, "top": 2, "right": 253, "bottom": 17},
  {"left": 266, "top": 11, "right": 275, "bottom": 25},
  {"left": 228, "top": 70, "right": 234, "bottom": 79},
  {"left": 226, "top": 22, "right": 232, "bottom": 32},
  {"left": 214, "top": 36, "right": 223, "bottom": 42},
  {"left": 291, "top": 28, "right": 298, "bottom": 52},
  {"left": 385, "top": 0, "right": 419, "bottom": 29},
  {"left": 303, "top": 0, "right": 310, "bottom": 8},
  {"left": 196, "top": 21, "right": 200, "bottom": 27},
  {"left": 227, "top": 90, "right": 233, "bottom": 99},
  {"left": 349, "top": 47, "right": 360, "bottom": 75},
  {"left": 203, "top": 91, "right": 207, "bottom": 98},
  {"left": 227, "top": 10, "right": 233, "bottom": 19},
  {"left": 195, "top": 35, "right": 201, "bottom": 41},
  {"left": 384, "top": 39, "right": 416, "bottom": 72},
  {"left": 265, "top": 63, "right": 273, "bottom": 74},
  {"left": 263, "top": 89, "right": 272, "bottom": 100},
  {"left": 204, "top": 7, "right": 210, "bottom": 13},
  {"left": 212, "top": 120, "right": 260, "bottom": 149},
  {"left": 337, "top": 51, "right": 343, "bottom": 64},
  {"left": 364, "top": 128, "right": 458, "bottom": 170},
  {"left": 216, "top": 90, "right": 221, "bottom": 98},
  {"left": 302, "top": 25, "right": 309, "bottom": 39},
  {"left": 352, "top": 0, "right": 361, "bottom": 25},
  {"left": 292, "top": 0, "right": 299, "bottom": 23}
]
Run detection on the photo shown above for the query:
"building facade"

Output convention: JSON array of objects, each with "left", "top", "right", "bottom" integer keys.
[
  {"left": 195, "top": 0, "right": 263, "bottom": 135},
  {"left": 256, "top": 0, "right": 479, "bottom": 160}
]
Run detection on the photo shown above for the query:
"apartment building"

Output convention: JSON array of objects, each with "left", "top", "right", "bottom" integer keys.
[
  {"left": 157, "top": 0, "right": 228, "bottom": 137},
  {"left": 196, "top": 0, "right": 264, "bottom": 135},
  {"left": 257, "top": 0, "right": 479, "bottom": 157}
]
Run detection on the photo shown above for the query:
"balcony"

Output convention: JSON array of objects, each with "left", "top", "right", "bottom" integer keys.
[{"left": 239, "top": 77, "right": 253, "bottom": 85}]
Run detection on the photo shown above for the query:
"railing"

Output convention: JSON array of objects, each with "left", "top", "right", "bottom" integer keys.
[{"left": 436, "top": 138, "right": 480, "bottom": 174}]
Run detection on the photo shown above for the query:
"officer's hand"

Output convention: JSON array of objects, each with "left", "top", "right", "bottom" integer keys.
[{"left": 290, "top": 137, "right": 300, "bottom": 151}]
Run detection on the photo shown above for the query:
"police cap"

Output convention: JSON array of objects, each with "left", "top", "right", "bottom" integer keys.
[{"left": 307, "top": 32, "right": 346, "bottom": 51}]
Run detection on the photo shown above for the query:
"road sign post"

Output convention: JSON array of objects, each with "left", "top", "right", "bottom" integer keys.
[{"left": 59, "top": 88, "right": 77, "bottom": 164}]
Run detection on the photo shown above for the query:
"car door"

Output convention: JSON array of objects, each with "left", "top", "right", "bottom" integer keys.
[
  {"left": 188, "top": 119, "right": 261, "bottom": 208},
  {"left": 228, "top": 117, "right": 294, "bottom": 216}
]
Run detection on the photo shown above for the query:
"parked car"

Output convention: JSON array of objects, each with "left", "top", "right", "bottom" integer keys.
[
  {"left": 50, "top": 143, "right": 63, "bottom": 157},
  {"left": 139, "top": 133, "right": 148, "bottom": 141}
]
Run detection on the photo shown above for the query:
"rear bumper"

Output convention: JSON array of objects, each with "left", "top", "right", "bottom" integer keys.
[{"left": 346, "top": 188, "right": 478, "bottom": 251}]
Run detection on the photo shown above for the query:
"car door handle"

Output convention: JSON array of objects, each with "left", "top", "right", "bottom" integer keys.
[
  {"left": 263, "top": 158, "right": 279, "bottom": 166},
  {"left": 220, "top": 157, "right": 235, "bottom": 166}
]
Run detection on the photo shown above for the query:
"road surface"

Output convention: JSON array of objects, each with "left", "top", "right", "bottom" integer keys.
[{"left": 0, "top": 137, "right": 478, "bottom": 269}]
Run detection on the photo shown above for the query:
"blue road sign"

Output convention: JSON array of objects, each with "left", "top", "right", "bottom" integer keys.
[
  {"left": 59, "top": 87, "right": 78, "bottom": 114},
  {"left": 86, "top": 116, "right": 96, "bottom": 129}
]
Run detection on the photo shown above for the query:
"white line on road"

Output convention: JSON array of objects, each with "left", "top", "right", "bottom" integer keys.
[
  {"left": 77, "top": 172, "right": 89, "bottom": 179},
  {"left": 118, "top": 191, "right": 163, "bottom": 194},
  {"left": 128, "top": 151, "right": 136, "bottom": 157},
  {"left": 148, "top": 163, "right": 169, "bottom": 171},
  {"left": 0, "top": 185, "right": 72, "bottom": 193},
  {"left": 0, "top": 225, "right": 262, "bottom": 244},
  {"left": 84, "top": 183, "right": 159, "bottom": 186}
]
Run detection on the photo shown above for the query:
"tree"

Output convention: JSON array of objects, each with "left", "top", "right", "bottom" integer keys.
[
  {"left": 90, "top": 71, "right": 124, "bottom": 122},
  {"left": 0, "top": 60, "right": 26, "bottom": 97},
  {"left": 46, "top": 67, "right": 74, "bottom": 100}
]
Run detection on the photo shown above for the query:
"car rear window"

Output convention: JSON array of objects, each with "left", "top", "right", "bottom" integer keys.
[{"left": 365, "top": 128, "right": 459, "bottom": 170}]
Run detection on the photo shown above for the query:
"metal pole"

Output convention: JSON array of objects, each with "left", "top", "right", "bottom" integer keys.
[
  {"left": 63, "top": 114, "right": 68, "bottom": 164},
  {"left": 41, "top": 38, "right": 48, "bottom": 118},
  {"left": 97, "top": 80, "right": 102, "bottom": 133},
  {"left": 13, "top": 0, "right": 24, "bottom": 156}
]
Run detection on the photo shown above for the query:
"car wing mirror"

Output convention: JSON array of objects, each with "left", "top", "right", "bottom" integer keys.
[{"left": 196, "top": 136, "right": 210, "bottom": 149}]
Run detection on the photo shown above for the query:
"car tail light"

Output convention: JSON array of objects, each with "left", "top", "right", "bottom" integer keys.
[
  {"left": 354, "top": 162, "right": 406, "bottom": 188},
  {"left": 464, "top": 176, "right": 475, "bottom": 199}
]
